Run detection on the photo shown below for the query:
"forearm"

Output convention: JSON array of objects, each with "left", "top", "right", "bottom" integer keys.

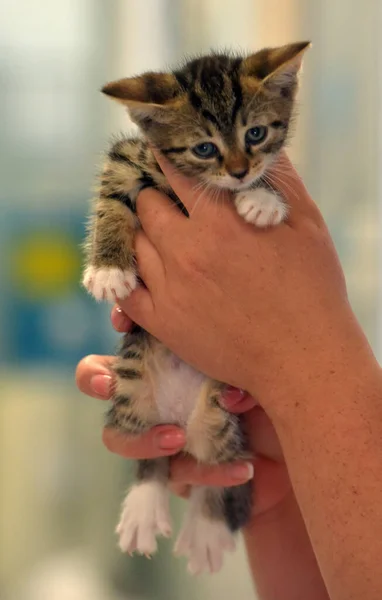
[
  {"left": 244, "top": 490, "right": 329, "bottom": 600},
  {"left": 256, "top": 311, "right": 382, "bottom": 600}
]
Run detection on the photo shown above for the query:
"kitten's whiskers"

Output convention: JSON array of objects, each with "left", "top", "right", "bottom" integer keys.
[{"left": 261, "top": 169, "right": 299, "bottom": 203}]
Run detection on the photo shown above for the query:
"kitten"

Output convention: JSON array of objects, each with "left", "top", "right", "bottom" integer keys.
[{"left": 83, "top": 41, "right": 310, "bottom": 575}]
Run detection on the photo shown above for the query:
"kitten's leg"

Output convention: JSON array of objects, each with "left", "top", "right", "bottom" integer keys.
[
  {"left": 82, "top": 138, "right": 158, "bottom": 302},
  {"left": 174, "top": 486, "right": 245, "bottom": 574},
  {"left": 184, "top": 380, "right": 246, "bottom": 465},
  {"left": 117, "top": 458, "right": 172, "bottom": 556},
  {"left": 235, "top": 186, "right": 287, "bottom": 227},
  {"left": 106, "top": 327, "right": 160, "bottom": 435},
  {"left": 83, "top": 193, "right": 138, "bottom": 302},
  {"left": 109, "top": 328, "right": 173, "bottom": 556},
  {"left": 175, "top": 381, "right": 253, "bottom": 574}
]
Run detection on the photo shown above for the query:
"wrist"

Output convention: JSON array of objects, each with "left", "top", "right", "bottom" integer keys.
[
  {"left": 258, "top": 310, "right": 382, "bottom": 600},
  {"left": 247, "top": 304, "right": 381, "bottom": 426}
]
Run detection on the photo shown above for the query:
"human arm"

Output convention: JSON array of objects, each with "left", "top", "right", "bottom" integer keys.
[{"left": 114, "top": 151, "right": 382, "bottom": 600}]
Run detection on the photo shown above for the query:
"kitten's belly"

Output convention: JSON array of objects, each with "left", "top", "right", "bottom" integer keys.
[{"left": 154, "top": 353, "right": 207, "bottom": 426}]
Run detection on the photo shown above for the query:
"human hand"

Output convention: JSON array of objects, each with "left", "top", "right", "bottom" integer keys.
[
  {"left": 75, "top": 344, "right": 290, "bottom": 518},
  {"left": 116, "top": 151, "right": 350, "bottom": 412}
]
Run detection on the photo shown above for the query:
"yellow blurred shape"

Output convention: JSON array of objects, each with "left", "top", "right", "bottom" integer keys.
[{"left": 11, "top": 232, "right": 81, "bottom": 300}]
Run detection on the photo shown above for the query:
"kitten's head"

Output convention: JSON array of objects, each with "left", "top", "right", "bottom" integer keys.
[{"left": 102, "top": 42, "right": 310, "bottom": 191}]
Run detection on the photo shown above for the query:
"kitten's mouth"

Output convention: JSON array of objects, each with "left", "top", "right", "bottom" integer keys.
[
  {"left": 231, "top": 179, "right": 257, "bottom": 192},
  {"left": 212, "top": 159, "right": 275, "bottom": 192},
  {"left": 213, "top": 175, "right": 261, "bottom": 193}
]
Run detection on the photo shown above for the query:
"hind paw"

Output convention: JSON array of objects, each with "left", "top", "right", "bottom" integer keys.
[
  {"left": 117, "top": 481, "right": 172, "bottom": 557},
  {"left": 174, "top": 514, "right": 235, "bottom": 575}
]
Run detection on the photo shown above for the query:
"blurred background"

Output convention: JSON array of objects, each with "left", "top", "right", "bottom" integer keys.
[{"left": 0, "top": 0, "right": 381, "bottom": 598}]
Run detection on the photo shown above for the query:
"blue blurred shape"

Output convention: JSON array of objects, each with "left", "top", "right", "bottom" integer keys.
[{"left": 1, "top": 205, "right": 118, "bottom": 367}]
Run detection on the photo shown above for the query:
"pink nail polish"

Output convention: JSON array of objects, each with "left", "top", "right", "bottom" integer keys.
[
  {"left": 157, "top": 431, "right": 186, "bottom": 450},
  {"left": 90, "top": 374, "right": 112, "bottom": 398},
  {"left": 223, "top": 387, "right": 246, "bottom": 405},
  {"left": 231, "top": 462, "right": 254, "bottom": 481}
]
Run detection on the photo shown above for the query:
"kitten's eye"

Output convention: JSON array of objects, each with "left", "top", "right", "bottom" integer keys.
[
  {"left": 245, "top": 126, "right": 268, "bottom": 145},
  {"left": 192, "top": 142, "right": 218, "bottom": 159}
]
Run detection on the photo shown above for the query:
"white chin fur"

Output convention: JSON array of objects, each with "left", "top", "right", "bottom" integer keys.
[{"left": 212, "top": 178, "right": 255, "bottom": 191}]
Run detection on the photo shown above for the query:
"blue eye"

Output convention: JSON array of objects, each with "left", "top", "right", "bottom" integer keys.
[
  {"left": 245, "top": 126, "right": 268, "bottom": 145},
  {"left": 192, "top": 142, "right": 218, "bottom": 158}
]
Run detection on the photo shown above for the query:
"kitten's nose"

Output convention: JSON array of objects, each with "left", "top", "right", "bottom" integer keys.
[{"left": 229, "top": 167, "right": 249, "bottom": 180}]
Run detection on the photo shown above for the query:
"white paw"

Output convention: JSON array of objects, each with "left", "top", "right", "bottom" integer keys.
[
  {"left": 235, "top": 188, "right": 287, "bottom": 227},
  {"left": 117, "top": 481, "right": 172, "bottom": 557},
  {"left": 174, "top": 514, "right": 236, "bottom": 575},
  {"left": 82, "top": 266, "right": 137, "bottom": 302}
]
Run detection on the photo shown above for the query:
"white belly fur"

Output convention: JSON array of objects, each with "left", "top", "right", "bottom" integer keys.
[{"left": 152, "top": 351, "right": 207, "bottom": 426}]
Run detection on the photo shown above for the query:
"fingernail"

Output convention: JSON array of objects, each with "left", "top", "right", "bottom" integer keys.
[
  {"left": 157, "top": 430, "right": 186, "bottom": 451},
  {"left": 230, "top": 462, "right": 254, "bottom": 481},
  {"left": 222, "top": 386, "right": 246, "bottom": 406},
  {"left": 90, "top": 374, "right": 112, "bottom": 398}
]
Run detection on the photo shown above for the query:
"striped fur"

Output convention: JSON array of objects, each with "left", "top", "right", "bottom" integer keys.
[{"left": 83, "top": 42, "right": 310, "bottom": 573}]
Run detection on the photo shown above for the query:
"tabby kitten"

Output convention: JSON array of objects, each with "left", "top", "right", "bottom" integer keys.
[{"left": 83, "top": 41, "right": 310, "bottom": 575}]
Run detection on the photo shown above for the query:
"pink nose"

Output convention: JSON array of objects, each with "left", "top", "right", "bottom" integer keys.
[{"left": 229, "top": 168, "right": 249, "bottom": 180}]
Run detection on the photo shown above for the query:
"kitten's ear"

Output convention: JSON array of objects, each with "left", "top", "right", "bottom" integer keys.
[
  {"left": 242, "top": 41, "right": 311, "bottom": 95},
  {"left": 102, "top": 72, "right": 182, "bottom": 123}
]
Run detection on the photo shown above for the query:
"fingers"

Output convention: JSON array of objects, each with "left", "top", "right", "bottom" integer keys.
[
  {"left": 81, "top": 341, "right": 258, "bottom": 418},
  {"left": 221, "top": 387, "right": 258, "bottom": 413},
  {"left": 134, "top": 230, "right": 165, "bottom": 292},
  {"left": 136, "top": 186, "right": 186, "bottom": 254},
  {"left": 111, "top": 306, "right": 133, "bottom": 332},
  {"left": 153, "top": 148, "right": 232, "bottom": 218},
  {"left": 169, "top": 482, "right": 191, "bottom": 500},
  {"left": 169, "top": 457, "right": 291, "bottom": 517},
  {"left": 76, "top": 353, "right": 187, "bottom": 459},
  {"left": 118, "top": 285, "right": 156, "bottom": 333},
  {"left": 75, "top": 354, "right": 114, "bottom": 400},
  {"left": 170, "top": 455, "right": 254, "bottom": 488},
  {"left": 269, "top": 152, "right": 324, "bottom": 226},
  {"left": 103, "top": 426, "right": 186, "bottom": 460},
  {"left": 152, "top": 149, "right": 203, "bottom": 214}
]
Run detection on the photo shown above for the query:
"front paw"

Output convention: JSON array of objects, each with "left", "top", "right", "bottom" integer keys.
[
  {"left": 235, "top": 188, "right": 287, "bottom": 227},
  {"left": 82, "top": 265, "right": 137, "bottom": 302}
]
